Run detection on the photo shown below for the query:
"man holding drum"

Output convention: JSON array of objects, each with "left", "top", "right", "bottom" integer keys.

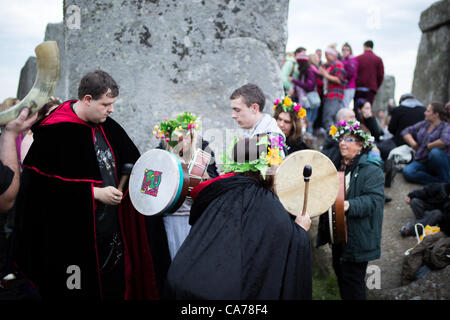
[
  {"left": 12, "top": 70, "right": 164, "bottom": 300},
  {"left": 165, "top": 134, "right": 312, "bottom": 299}
]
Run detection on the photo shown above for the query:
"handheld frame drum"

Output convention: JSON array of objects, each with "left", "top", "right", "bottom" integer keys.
[
  {"left": 274, "top": 150, "right": 347, "bottom": 244},
  {"left": 129, "top": 149, "right": 210, "bottom": 216}
]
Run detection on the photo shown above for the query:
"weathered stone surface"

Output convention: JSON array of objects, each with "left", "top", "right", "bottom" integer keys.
[
  {"left": 62, "top": 0, "right": 288, "bottom": 154},
  {"left": 412, "top": 1, "right": 450, "bottom": 105},
  {"left": 373, "top": 75, "right": 395, "bottom": 113},
  {"left": 44, "top": 22, "right": 67, "bottom": 100},
  {"left": 418, "top": 0, "right": 450, "bottom": 32},
  {"left": 16, "top": 57, "right": 37, "bottom": 100},
  {"left": 368, "top": 265, "right": 450, "bottom": 300}
]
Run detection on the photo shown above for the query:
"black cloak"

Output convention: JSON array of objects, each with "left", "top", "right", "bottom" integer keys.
[
  {"left": 12, "top": 101, "right": 166, "bottom": 299},
  {"left": 165, "top": 175, "right": 312, "bottom": 300}
]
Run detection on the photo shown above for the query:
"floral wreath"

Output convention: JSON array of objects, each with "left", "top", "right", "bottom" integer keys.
[
  {"left": 272, "top": 95, "right": 307, "bottom": 119},
  {"left": 329, "top": 120, "right": 375, "bottom": 149},
  {"left": 221, "top": 134, "right": 285, "bottom": 179},
  {"left": 153, "top": 111, "right": 200, "bottom": 147}
]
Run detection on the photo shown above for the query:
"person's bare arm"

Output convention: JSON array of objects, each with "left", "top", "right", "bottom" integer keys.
[
  {"left": 427, "top": 139, "right": 446, "bottom": 150},
  {"left": 403, "top": 133, "right": 418, "bottom": 150},
  {"left": 0, "top": 109, "right": 37, "bottom": 211}
]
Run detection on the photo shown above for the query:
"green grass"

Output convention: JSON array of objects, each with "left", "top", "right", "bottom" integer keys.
[{"left": 312, "top": 269, "right": 341, "bottom": 300}]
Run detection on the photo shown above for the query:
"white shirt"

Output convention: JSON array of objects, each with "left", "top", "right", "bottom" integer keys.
[{"left": 244, "top": 113, "right": 285, "bottom": 140}]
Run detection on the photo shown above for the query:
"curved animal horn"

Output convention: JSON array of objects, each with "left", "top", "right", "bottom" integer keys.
[{"left": 0, "top": 41, "right": 60, "bottom": 125}]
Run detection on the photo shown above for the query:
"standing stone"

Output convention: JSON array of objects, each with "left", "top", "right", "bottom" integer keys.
[
  {"left": 373, "top": 75, "right": 395, "bottom": 113},
  {"left": 16, "top": 57, "right": 37, "bottom": 100},
  {"left": 63, "top": 0, "right": 289, "bottom": 155},
  {"left": 412, "top": 0, "right": 450, "bottom": 104}
]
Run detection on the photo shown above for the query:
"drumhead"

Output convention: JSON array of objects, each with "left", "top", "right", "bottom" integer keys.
[
  {"left": 274, "top": 150, "right": 339, "bottom": 218},
  {"left": 129, "top": 149, "right": 185, "bottom": 216}
]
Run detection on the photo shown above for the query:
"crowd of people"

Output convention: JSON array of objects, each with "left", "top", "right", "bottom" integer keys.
[
  {"left": 0, "top": 39, "right": 449, "bottom": 301},
  {"left": 281, "top": 40, "right": 384, "bottom": 137}
]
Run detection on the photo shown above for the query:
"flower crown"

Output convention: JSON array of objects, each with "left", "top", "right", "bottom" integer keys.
[
  {"left": 221, "top": 134, "right": 285, "bottom": 179},
  {"left": 272, "top": 95, "right": 307, "bottom": 119},
  {"left": 153, "top": 111, "right": 200, "bottom": 147},
  {"left": 329, "top": 120, "right": 375, "bottom": 149}
]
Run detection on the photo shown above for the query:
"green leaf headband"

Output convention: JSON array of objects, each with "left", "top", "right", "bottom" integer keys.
[
  {"left": 272, "top": 95, "right": 307, "bottom": 119},
  {"left": 329, "top": 120, "right": 375, "bottom": 149},
  {"left": 153, "top": 112, "right": 200, "bottom": 147},
  {"left": 221, "top": 134, "right": 285, "bottom": 180}
]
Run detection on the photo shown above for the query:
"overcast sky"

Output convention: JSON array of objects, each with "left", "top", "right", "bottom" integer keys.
[{"left": 0, "top": 0, "right": 432, "bottom": 103}]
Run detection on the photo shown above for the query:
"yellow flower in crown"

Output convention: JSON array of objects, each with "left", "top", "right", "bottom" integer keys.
[
  {"left": 265, "top": 147, "right": 283, "bottom": 166},
  {"left": 329, "top": 125, "right": 338, "bottom": 136},
  {"left": 297, "top": 108, "right": 307, "bottom": 118},
  {"left": 283, "top": 96, "right": 292, "bottom": 106}
]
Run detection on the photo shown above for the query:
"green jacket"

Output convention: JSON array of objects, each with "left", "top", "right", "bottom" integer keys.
[
  {"left": 281, "top": 56, "right": 299, "bottom": 92},
  {"left": 342, "top": 153, "right": 385, "bottom": 263}
]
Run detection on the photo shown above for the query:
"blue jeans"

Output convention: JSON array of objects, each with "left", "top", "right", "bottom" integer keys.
[
  {"left": 402, "top": 148, "right": 450, "bottom": 185},
  {"left": 306, "top": 107, "right": 319, "bottom": 134}
]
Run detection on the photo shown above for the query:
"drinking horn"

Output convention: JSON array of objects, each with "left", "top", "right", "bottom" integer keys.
[{"left": 0, "top": 41, "right": 60, "bottom": 125}]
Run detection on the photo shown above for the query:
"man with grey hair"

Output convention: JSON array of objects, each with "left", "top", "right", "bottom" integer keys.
[{"left": 335, "top": 108, "right": 356, "bottom": 123}]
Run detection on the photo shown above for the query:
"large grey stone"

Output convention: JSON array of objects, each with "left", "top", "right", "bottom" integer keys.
[
  {"left": 373, "top": 75, "right": 395, "bottom": 113},
  {"left": 16, "top": 57, "right": 37, "bottom": 100},
  {"left": 412, "top": 24, "right": 450, "bottom": 104},
  {"left": 412, "top": 1, "right": 450, "bottom": 105},
  {"left": 62, "top": 0, "right": 288, "bottom": 155},
  {"left": 418, "top": 0, "right": 450, "bottom": 32}
]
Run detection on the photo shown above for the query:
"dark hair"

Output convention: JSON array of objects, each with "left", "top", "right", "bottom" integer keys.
[
  {"left": 232, "top": 136, "right": 266, "bottom": 163},
  {"left": 230, "top": 83, "right": 266, "bottom": 112},
  {"left": 355, "top": 98, "right": 368, "bottom": 110},
  {"left": 231, "top": 136, "right": 274, "bottom": 190},
  {"left": 297, "top": 60, "right": 310, "bottom": 82},
  {"left": 273, "top": 106, "right": 303, "bottom": 142},
  {"left": 430, "top": 101, "right": 446, "bottom": 120},
  {"left": 295, "top": 47, "right": 306, "bottom": 54},
  {"left": 78, "top": 70, "right": 119, "bottom": 100},
  {"left": 364, "top": 40, "right": 374, "bottom": 49},
  {"left": 342, "top": 42, "right": 353, "bottom": 54},
  {"left": 38, "top": 97, "right": 61, "bottom": 118},
  {"left": 399, "top": 93, "right": 414, "bottom": 104}
]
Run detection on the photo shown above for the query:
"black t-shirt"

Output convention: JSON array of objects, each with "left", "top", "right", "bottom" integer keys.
[
  {"left": 93, "top": 127, "right": 120, "bottom": 243},
  {"left": 69, "top": 103, "right": 121, "bottom": 264},
  {"left": 0, "top": 160, "right": 14, "bottom": 195}
]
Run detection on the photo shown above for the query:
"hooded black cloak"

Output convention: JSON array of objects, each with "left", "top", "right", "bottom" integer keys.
[{"left": 165, "top": 175, "right": 312, "bottom": 300}]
